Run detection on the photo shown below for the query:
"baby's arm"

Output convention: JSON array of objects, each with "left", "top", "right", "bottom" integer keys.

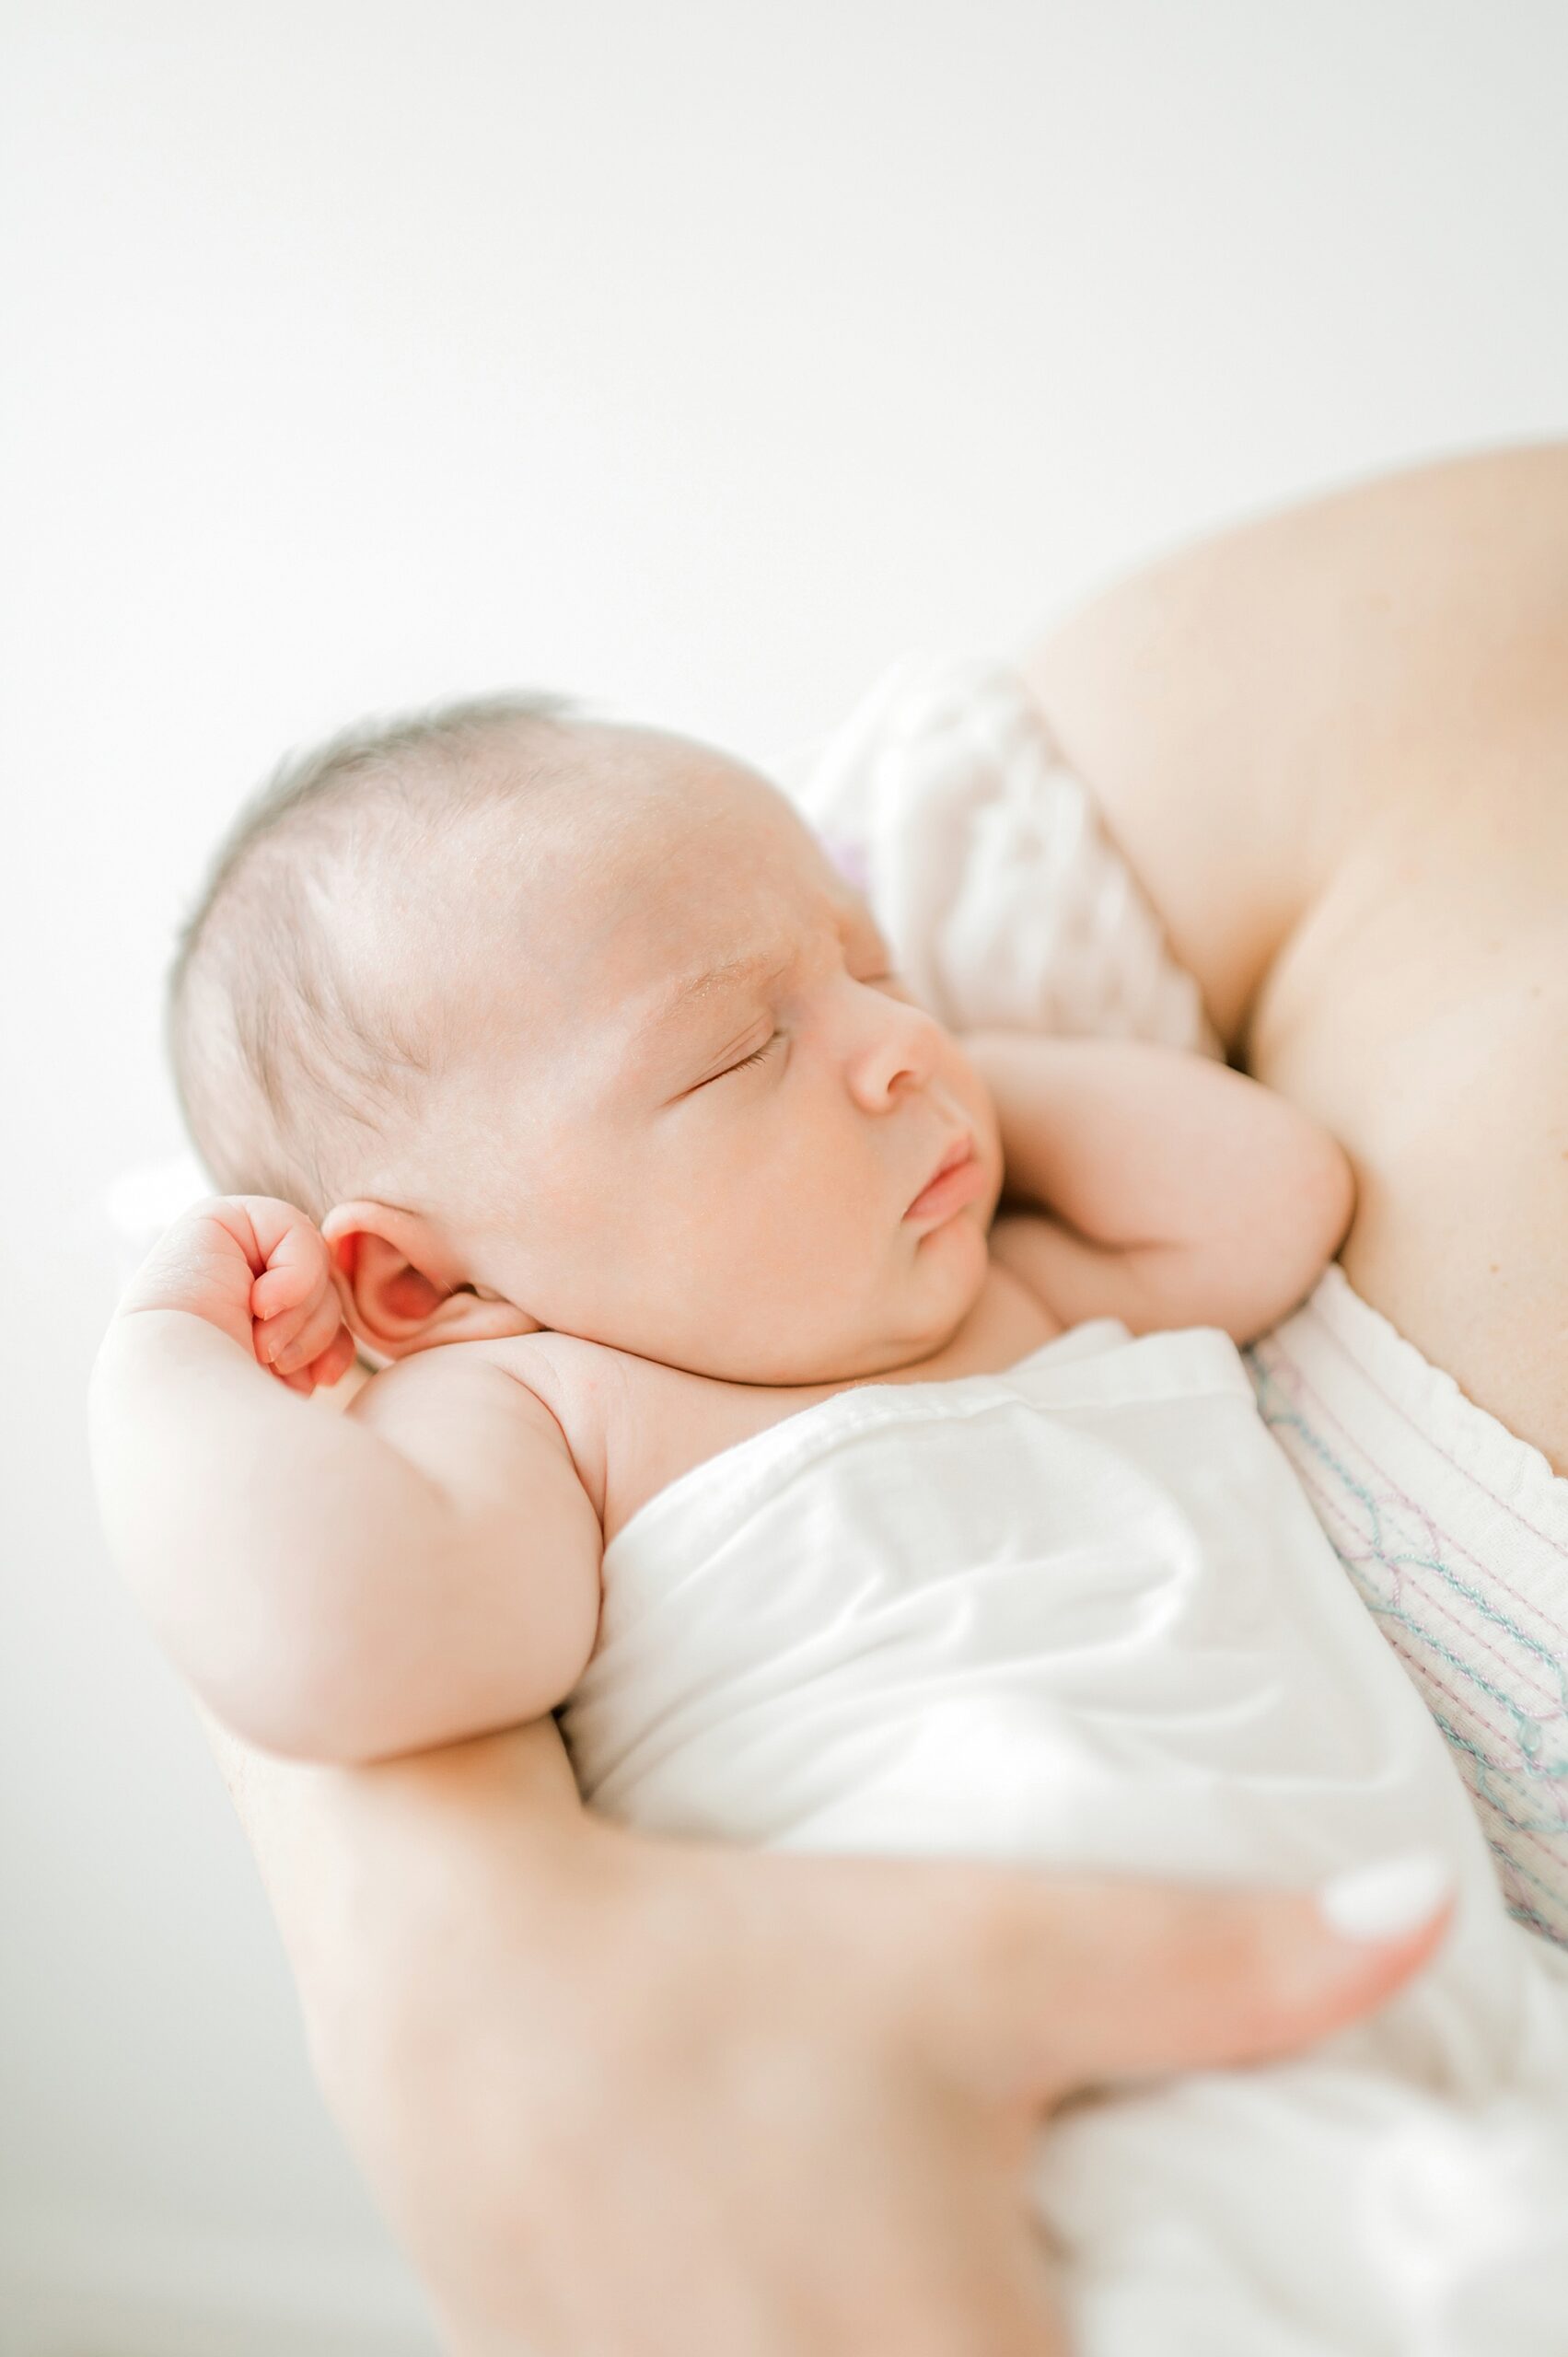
[
  {"left": 963, "top": 1031, "right": 1353, "bottom": 1342},
  {"left": 87, "top": 1196, "right": 601, "bottom": 1763}
]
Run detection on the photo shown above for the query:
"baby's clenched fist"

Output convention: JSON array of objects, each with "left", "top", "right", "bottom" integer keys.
[
  {"left": 245, "top": 1204, "right": 359, "bottom": 1395},
  {"left": 122, "top": 1195, "right": 358, "bottom": 1397}
]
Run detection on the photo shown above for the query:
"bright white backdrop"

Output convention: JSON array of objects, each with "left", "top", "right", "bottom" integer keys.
[{"left": 2, "top": 1, "right": 1564, "bottom": 2347}]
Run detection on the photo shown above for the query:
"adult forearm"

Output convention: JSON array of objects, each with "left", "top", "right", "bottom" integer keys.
[
  {"left": 204, "top": 1705, "right": 592, "bottom": 2021},
  {"left": 205, "top": 1704, "right": 1450, "bottom": 2357},
  {"left": 199, "top": 1707, "right": 622, "bottom": 2343}
]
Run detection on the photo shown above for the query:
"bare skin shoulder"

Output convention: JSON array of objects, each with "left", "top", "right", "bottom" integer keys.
[{"left": 1016, "top": 442, "right": 1568, "bottom": 1469}]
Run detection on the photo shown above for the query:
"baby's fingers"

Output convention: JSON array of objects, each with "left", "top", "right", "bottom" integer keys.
[
  {"left": 270, "top": 1289, "right": 348, "bottom": 1377},
  {"left": 312, "top": 1327, "right": 361, "bottom": 1386},
  {"left": 251, "top": 1298, "right": 317, "bottom": 1368},
  {"left": 250, "top": 1232, "right": 329, "bottom": 1318},
  {"left": 277, "top": 1328, "right": 360, "bottom": 1398},
  {"left": 301, "top": 1327, "right": 360, "bottom": 1390}
]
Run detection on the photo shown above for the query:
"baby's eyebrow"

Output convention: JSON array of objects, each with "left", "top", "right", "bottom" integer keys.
[{"left": 626, "top": 946, "right": 796, "bottom": 1052}]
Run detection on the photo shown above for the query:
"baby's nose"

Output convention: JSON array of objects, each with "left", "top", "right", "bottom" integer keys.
[{"left": 849, "top": 995, "right": 945, "bottom": 1106}]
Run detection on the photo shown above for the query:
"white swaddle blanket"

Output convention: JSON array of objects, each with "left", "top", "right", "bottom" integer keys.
[
  {"left": 560, "top": 1313, "right": 1568, "bottom": 2351},
  {"left": 768, "top": 650, "right": 1568, "bottom": 1949}
]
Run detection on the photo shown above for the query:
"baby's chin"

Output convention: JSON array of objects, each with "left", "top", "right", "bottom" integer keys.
[{"left": 713, "top": 1250, "right": 988, "bottom": 1387}]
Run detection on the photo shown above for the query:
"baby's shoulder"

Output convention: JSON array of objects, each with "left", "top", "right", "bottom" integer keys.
[
  {"left": 465, "top": 1329, "right": 749, "bottom": 1548},
  {"left": 459, "top": 1327, "right": 638, "bottom": 1528},
  {"left": 333, "top": 1329, "right": 617, "bottom": 1530}
]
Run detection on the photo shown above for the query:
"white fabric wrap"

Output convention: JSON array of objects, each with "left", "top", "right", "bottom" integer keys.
[{"left": 770, "top": 648, "right": 1223, "bottom": 1058}]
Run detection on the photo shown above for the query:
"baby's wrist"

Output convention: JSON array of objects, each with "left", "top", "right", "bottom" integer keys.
[{"left": 111, "top": 1214, "right": 260, "bottom": 1364}]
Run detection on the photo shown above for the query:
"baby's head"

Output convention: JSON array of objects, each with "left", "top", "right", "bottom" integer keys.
[{"left": 169, "top": 694, "right": 1003, "bottom": 1385}]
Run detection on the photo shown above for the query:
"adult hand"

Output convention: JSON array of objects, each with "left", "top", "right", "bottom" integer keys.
[{"left": 284, "top": 1733, "right": 1446, "bottom": 2357}]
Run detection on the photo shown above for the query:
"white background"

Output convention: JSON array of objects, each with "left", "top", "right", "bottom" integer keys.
[{"left": 2, "top": 1, "right": 1564, "bottom": 2347}]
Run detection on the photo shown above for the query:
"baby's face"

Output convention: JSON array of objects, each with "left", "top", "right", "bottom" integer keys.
[{"left": 406, "top": 734, "right": 1005, "bottom": 1384}]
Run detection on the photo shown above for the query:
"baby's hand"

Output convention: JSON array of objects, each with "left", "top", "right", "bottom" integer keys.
[{"left": 121, "top": 1196, "right": 358, "bottom": 1397}]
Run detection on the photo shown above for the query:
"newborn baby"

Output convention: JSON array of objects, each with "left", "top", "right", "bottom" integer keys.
[{"left": 91, "top": 695, "right": 1568, "bottom": 2353}]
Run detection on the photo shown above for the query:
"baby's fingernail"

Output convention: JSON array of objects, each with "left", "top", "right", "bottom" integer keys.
[{"left": 1318, "top": 1850, "right": 1452, "bottom": 1942}]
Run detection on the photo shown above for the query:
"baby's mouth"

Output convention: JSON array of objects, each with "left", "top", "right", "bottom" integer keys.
[{"left": 904, "top": 1134, "right": 980, "bottom": 1222}]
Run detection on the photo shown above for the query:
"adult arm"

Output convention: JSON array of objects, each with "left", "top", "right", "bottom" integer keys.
[{"left": 206, "top": 1701, "right": 1446, "bottom": 2356}]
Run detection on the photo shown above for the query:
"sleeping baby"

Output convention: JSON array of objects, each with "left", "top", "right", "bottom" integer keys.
[{"left": 89, "top": 691, "right": 1568, "bottom": 2352}]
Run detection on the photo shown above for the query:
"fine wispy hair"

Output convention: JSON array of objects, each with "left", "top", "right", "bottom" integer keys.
[{"left": 167, "top": 688, "right": 596, "bottom": 1222}]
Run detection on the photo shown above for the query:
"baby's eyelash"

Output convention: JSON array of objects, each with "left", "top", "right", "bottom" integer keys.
[
  {"left": 725, "top": 1033, "right": 781, "bottom": 1075},
  {"left": 714, "top": 971, "right": 900, "bottom": 1082}
]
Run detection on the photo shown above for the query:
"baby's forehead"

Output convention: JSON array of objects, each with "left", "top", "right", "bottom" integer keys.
[
  {"left": 598, "top": 760, "right": 865, "bottom": 958},
  {"left": 459, "top": 742, "right": 872, "bottom": 1089},
  {"left": 530, "top": 738, "right": 854, "bottom": 940}
]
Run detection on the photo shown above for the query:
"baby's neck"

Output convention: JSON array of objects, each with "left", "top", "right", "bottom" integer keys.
[
  {"left": 711, "top": 1252, "right": 1064, "bottom": 1399},
  {"left": 853, "top": 1254, "right": 1063, "bottom": 1392}
]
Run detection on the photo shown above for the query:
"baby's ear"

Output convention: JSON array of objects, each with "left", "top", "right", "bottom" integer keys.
[{"left": 319, "top": 1202, "right": 541, "bottom": 1358}]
